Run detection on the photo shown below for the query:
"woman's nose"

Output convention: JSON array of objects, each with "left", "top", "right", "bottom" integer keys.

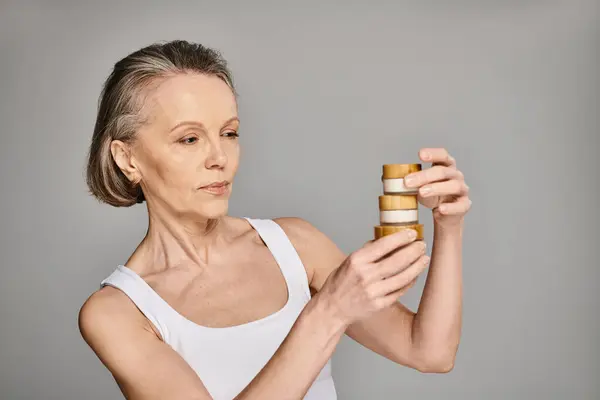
[{"left": 205, "top": 143, "right": 227, "bottom": 168}]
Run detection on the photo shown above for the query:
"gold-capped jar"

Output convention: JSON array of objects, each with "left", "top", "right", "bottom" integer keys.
[
  {"left": 374, "top": 224, "right": 424, "bottom": 240},
  {"left": 382, "top": 163, "right": 421, "bottom": 194}
]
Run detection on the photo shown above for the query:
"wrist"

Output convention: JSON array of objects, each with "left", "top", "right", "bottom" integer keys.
[
  {"left": 304, "top": 292, "right": 349, "bottom": 337},
  {"left": 433, "top": 219, "right": 464, "bottom": 238}
]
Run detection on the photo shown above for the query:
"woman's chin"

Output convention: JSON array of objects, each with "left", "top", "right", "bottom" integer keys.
[{"left": 193, "top": 202, "right": 229, "bottom": 219}]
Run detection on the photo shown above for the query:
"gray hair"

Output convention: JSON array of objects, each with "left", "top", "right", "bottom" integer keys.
[{"left": 85, "top": 40, "right": 236, "bottom": 207}]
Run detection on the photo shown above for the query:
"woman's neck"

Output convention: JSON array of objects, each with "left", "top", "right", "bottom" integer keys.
[{"left": 125, "top": 211, "right": 237, "bottom": 275}]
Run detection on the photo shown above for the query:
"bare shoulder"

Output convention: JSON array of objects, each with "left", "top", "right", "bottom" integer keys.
[
  {"left": 78, "top": 287, "right": 124, "bottom": 337},
  {"left": 273, "top": 217, "right": 348, "bottom": 292},
  {"left": 78, "top": 286, "right": 158, "bottom": 348},
  {"left": 78, "top": 288, "right": 212, "bottom": 398}
]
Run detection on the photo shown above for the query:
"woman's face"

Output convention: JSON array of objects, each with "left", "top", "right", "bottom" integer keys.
[{"left": 123, "top": 73, "right": 240, "bottom": 219}]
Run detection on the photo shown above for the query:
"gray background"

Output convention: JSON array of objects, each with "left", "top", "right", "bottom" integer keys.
[{"left": 1, "top": 0, "right": 598, "bottom": 399}]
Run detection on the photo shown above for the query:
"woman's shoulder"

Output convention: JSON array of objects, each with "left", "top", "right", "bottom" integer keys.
[
  {"left": 78, "top": 286, "right": 160, "bottom": 347},
  {"left": 272, "top": 216, "right": 347, "bottom": 290},
  {"left": 78, "top": 286, "right": 140, "bottom": 330},
  {"left": 271, "top": 216, "right": 336, "bottom": 251}
]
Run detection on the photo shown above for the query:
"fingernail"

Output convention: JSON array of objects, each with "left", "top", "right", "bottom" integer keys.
[
  {"left": 420, "top": 186, "right": 432, "bottom": 195},
  {"left": 422, "top": 151, "right": 431, "bottom": 160},
  {"left": 423, "top": 256, "right": 430, "bottom": 264},
  {"left": 407, "top": 229, "right": 417, "bottom": 239},
  {"left": 404, "top": 176, "right": 414, "bottom": 187}
]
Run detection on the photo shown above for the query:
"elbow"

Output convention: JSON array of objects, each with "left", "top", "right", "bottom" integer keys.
[
  {"left": 409, "top": 336, "right": 459, "bottom": 374},
  {"left": 411, "top": 349, "right": 457, "bottom": 374},
  {"left": 415, "top": 357, "right": 455, "bottom": 374}
]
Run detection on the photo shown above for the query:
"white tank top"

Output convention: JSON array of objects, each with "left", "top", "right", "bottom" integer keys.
[{"left": 100, "top": 217, "right": 337, "bottom": 400}]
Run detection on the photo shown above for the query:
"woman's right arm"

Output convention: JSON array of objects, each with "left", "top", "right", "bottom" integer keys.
[
  {"left": 78, "top": 286, "right": 347, "bottom": 400},
  {"left": 78, "top": 287, "right": 214, "bottom": 399}
]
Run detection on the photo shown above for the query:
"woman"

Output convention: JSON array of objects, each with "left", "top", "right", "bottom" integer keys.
[{"left": 79, "top": 40, "right": 471, "bottom": 400}]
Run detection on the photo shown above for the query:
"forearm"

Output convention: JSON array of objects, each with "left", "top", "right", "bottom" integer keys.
[
  {"left": 234, "top": 294, "right": 347, "bottom": 400},
  {"left": 411, "top": 221, "right": 463, "bottom": 369}
]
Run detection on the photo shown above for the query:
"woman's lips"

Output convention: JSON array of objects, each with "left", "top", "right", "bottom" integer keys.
[{"left": 200, "top": 183, "right": 229, "bottom": 195}]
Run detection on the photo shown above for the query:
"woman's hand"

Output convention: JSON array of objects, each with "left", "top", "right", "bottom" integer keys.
[
  {"left": 315, "top": 229, "right": 429, "bottom": 327},
  {"left": 404, "top": 148, "right": 472, "bottom": 228}
]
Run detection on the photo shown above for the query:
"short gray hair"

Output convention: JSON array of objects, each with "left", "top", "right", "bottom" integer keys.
[{"left": 85, "top": 40, "right": 236, "bottom": 207}]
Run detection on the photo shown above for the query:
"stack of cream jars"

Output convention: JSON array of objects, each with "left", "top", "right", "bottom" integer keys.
[{"left": 374, "top": 163, "right": 424, "bottom": 241}]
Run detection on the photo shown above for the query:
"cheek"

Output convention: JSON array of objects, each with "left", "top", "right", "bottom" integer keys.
[
  {"left": 153, "top": 160, "right": 199, "bottom": 205},
  {"left": 138, "top": 144, "right": 193, "bottom": 191},
  {"left": 225, "top": 142, "right": 241, "bottom": 171},
  {"left": 156, "top": 162, "right": 187, "bottom": 184}
]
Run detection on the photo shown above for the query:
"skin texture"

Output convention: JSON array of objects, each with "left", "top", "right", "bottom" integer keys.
[{"left": 79, "top": 72, "right": 471, "bottom": 399}]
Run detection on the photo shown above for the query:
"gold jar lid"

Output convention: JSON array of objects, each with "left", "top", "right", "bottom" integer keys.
[
  {"left": 379, "top": 194, "right": 418, "bottom": 210},
  {"left": 382, "top": 163, "right": 421, "bottom": 179},
  {"left": 374, "top": 224, "right": 424, "bottom": 240}
]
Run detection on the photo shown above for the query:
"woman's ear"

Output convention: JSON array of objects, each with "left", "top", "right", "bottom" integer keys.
[{"left": 110, "top": 140, "right": 140, "bottom": 184}]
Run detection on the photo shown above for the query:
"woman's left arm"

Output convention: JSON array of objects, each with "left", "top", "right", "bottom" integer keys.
[
  {"left": 399, "top": 147, "right": 471, "bottom": 371},
  {"left": 406, "top": 219, "right": 463, "bottom": 371}
]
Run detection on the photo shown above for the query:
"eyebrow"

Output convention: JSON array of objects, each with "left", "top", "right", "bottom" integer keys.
[{"left": 169, "top": 116, "right": 240, "bottom": 133}]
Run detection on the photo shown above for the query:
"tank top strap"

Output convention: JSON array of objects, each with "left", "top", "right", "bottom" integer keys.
[
  {"left": 100, "top": 265, "right": 173, "bottom": 342},
  {"left": 244, "top": 217, "right": 312, "bottom": 301}
]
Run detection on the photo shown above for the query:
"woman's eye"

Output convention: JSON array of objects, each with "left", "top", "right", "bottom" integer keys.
[
  {"left": 181, "top": 137, "right": 198, "bottom": 144},
  {"left": 223, "top": 131, "right": 239, "bottom": 139}
]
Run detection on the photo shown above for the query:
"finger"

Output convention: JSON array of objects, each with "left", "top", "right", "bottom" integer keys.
[
  {"left": 357, "top": 228, "right": 419, "bottom": 264},
  {"left": 419, "top": 148, "right": 456, "bottom": 168},
  {"left": 437, "top": 196, "right": 472, "bottom": 215},
  {"left": 397, "top": 277, "right": 418, "bottom": 294},
  {"left": 406, "top": 277, "right": 418, "bottom": 289},
  {"left": 404, "top": 165, "right": 464, "bottom": 189},
  {"left": 419, "top": 179, "right": 469, "bottom": 198},
  {"left": 370, "top": 254, "right": 430, "bottom": 298},
  {"left": 372, "top": 240, "right": 426, "bottom": 280},
  {"left": 382, "top": 277, "right": 416, "bottom": 300}
]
